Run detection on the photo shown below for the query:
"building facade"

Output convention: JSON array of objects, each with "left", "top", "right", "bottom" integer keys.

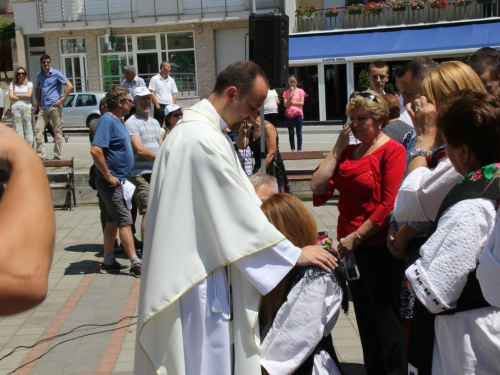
[
  {"left": 12, "top": 0, "right": 281, "bottom": 106},
  {"left": 11, "top": 0, "right": 500, "bottom": 121}
]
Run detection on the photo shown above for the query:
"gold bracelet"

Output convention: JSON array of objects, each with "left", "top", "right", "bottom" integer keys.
[{"left": 353, "top": 230, "right": 363, "bottom": 244}]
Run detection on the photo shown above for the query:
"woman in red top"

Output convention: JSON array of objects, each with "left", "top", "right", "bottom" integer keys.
[
  {"left": 311, "top": 91, "right": 406, "bottom": 375},
  {"left": 283, "top": 75, "right": 306, "bottom": 152}
]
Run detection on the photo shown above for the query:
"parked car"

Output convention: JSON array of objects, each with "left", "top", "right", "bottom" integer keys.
[{"left": 62, "top": 92, "right": 106, "bottom": 128}]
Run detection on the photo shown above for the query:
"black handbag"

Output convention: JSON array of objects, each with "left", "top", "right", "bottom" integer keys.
[{"left": 88, "top": 164, "right": 97, "bottom": 190}]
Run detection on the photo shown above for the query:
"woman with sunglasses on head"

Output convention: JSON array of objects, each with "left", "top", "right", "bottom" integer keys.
[
  {"left": 9, "top": 67, "right": 34, "bottom": 146},
  {"left": 161, "top": 103, "right": 183, "bottom": 140},
  {"left": 311, "top": 91, "right": 407, "bottom": 375}
]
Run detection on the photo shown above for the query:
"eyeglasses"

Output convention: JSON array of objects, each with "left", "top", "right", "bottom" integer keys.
[
  {"left": 353, "top": 92, "right": 380, "bottom": 103},
  {"left": 171, "top": 113, "right": 183, "bottom": 118},
  {"left": 121, "top": 99, "right": 133, "bottom": 104},
  {"left": 41, "top": 61, "right": 51, "bottom": 65},
  {"left": 17, "top": 72, "right": 26, "bottom": 75}
]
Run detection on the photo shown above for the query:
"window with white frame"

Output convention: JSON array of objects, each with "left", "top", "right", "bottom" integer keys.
[
  {"left": 99, "top": 35, "right": 134, "bottom": 91},
  {"left": 98, "top": 32, "right": 197, "bottom": 96},
  {"left": 60, "top": 38, "right": 88, "bottom": 92}
]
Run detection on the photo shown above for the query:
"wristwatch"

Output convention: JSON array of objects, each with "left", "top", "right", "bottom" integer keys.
[{"left": 409, "top": 147, "right": 431, "bottom": 159}]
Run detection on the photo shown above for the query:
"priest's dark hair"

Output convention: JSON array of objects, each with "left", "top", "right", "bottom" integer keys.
[
  {"left": 438, "top": 90, "right": 500, "bottom": 167},
  {"left": 213, "top": 61, "right": 269, "bottom": 98},
  {"left": 395, "top": 57, "right": 438, "bottom": 84}
]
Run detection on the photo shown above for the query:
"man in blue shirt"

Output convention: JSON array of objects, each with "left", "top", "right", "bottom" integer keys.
[
  {"left": 91, "top": 85, "right": 142, "bottom": 277},
  {"left": 34, "top": 54, "right": 73, "bottom": 160}
]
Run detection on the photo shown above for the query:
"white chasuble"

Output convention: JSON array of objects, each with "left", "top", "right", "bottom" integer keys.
[{"left": 134, "top": 99, "right": 300, "bottom": 375}]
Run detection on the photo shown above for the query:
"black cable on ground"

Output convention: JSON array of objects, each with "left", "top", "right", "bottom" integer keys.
[{"left": 0, "top": 315, "right": 137, "bottom": 374}]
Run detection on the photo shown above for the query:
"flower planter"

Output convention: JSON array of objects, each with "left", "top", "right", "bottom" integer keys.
[
  {"left": 477, "top": 0, "right": 494, "bottom": 3},
  {"left": 392, "top": 6, "right": 407, "bottom": 11},
  {"left": 411, "top": 5, "right": 425, "bottom": 9},
  {"left": 366, "top": 8, "right": 384, "bottom": 14},
  {"left": 326, "top": 13, "right": 339, "bottom": 17},
  {"left": 348, "top": 9, "right": 363, "bottom": 14},
  {"left": 301, "top": 15, "right": 310, "bottom": 19}
]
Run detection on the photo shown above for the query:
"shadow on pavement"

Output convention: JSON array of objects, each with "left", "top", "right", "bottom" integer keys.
[
  {"left": 64, "top": 260, "right": 100, "bottom": 275},
  {"left": 64, "top": 244, "right": 103, "bottom": 253}
]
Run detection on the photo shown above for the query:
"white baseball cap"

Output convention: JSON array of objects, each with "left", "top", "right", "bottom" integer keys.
[
  {"left": 133, "top": 87, "right": 152, "bottom": 98},
  {"left": 164, "top": 104, "right": 183, "bottom": 116}
]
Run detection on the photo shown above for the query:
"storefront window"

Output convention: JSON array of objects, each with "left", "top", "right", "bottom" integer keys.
[
  {"left": 98, "top": 32, "right": 197, "bottom": 96},
  {"left": 166, "top": 32, "right": 194, "bottom": 50},
  {"left": 289, "top": 66, "right": 320, "bottom": 121},
  {"left": 324, "top": 64, "right": 348, "bottom": 121},
  {"left": 61, "top": 38, "right": 86, "bottom": 54},
  {"left": 137, "top": 35, "right": 157, "bottom": 50}
]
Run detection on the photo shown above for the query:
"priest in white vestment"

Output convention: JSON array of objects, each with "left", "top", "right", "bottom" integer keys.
[{"left": 134, "top": 61, "right": 336, "bottom": 375}]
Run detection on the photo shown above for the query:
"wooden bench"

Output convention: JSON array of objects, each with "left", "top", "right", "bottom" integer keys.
[
  {"left": 280, "top": 150, "right": 330, "bottom": 181},
  {"left": 42, "top": 157, "right": 76, "bottom": 210}
]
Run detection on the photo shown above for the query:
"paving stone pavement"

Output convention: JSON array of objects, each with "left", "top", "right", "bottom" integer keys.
[
  {"left": 0, "top": 202, "right": 366, "bottom": 375},
  {"left": 0, "top": 125, "right": 367, "bottom": 375}
]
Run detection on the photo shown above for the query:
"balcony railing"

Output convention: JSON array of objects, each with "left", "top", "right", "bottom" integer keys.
[
  {"left": 295, "top": 1, "right": 499, "bottom": 32},
  {"left": 36, "top": 0, "right": 283, "bottom": 26},
  {"left": 0, "top": 0, "right": 12, "bottom": 13},
  {"left": 68, "top": 72, "right": 198, "bottom": 98}
]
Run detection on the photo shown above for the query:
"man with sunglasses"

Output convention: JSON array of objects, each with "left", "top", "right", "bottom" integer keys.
[
  {"left": 91, "top": 85, "right": 142, "bottom": 278},
  {"left": 125, "top": 87, "right": 162, "bottom": 248},
  {"left": 34, "top": 54, "right": 73, "bottom": 160}
]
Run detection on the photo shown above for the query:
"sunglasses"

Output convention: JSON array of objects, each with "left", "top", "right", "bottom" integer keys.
[
  {"left": 17, "top": 72, "right": 26, "bottom": 75},
  {"left": 353, "top": 92, "right": 380, "bottom": 103}
]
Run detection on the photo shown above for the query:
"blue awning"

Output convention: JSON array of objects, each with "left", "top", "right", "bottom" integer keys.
[{"left": 290, "top": 21, "right": 500, "bottom": 60}]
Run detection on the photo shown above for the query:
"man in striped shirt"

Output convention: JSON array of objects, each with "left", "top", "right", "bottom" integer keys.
[{"left": 125, "top": 87, "right": 163, "bottom": 245}]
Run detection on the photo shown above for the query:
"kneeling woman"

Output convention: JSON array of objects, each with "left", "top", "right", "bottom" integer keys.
[
  {"left": 406, "top": 90, "right": 500, "bottom": 374},
  {"left": 259, "top": 193, "right": 348, "bottom": 375}
]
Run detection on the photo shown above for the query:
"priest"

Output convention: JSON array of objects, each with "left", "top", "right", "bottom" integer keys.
[{"left": 134, "top": 61, "right": 337, "bottom": 375}]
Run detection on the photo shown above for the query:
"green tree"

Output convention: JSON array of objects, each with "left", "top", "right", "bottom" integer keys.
[
  {"left": 356, "top": 69, "right": 370, "bottom": 92},
  {"left": 385, "top": 83, "right": 395, "bottom": 94},
  {"left": 0, "top": 17, "right": 15, "bottom": 76}
]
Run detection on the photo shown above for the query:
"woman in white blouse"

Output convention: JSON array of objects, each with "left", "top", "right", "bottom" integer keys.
[
  {"left": 406, "top": 90, "right": 500, "bottom": 375},
  {"left": 259, "top": 193, "right": 348, "bottom": 375},
  {"left": 9, "top": 67, "right": 34, "bottom": 146}
]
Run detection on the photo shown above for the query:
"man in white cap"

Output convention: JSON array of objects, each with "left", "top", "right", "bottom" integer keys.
[{"left": 124, "top": 87, "right": 162, "bottom": 246}]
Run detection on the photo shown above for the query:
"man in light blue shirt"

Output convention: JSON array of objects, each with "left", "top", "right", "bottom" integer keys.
[
  {"left": 121, "top": 65, "right": 146, "bottom": 122},
  {"left": 34, "top": 54, "right": 73, "bottom": 160}
]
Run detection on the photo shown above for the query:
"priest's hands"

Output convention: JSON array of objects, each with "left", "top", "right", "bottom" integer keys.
[{"left": 297, "top": 245, "right": 338, "bottom": 272}]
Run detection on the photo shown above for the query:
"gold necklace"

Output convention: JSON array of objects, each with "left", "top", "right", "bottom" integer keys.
[{"left": 355, "top": 134, "right": 386, "bottom": 159}]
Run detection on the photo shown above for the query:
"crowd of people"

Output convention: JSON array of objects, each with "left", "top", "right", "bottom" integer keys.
[{"left": 2, "top": 46, "right": 500, "bottom": 375}]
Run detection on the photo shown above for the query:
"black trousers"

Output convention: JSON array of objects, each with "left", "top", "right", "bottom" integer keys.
[
  {"left": 348, "top": 245, "right": 405, "bottom": 375},
  {"left": 154, "top": 106, "right": 165, "bottom": 127},
  {"left": 264, "top": 113, "right": 278, "bottom": 128}
]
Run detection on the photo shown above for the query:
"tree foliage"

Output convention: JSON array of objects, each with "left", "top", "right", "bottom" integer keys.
[
  {"left": 356, "top": 69, "right": 370, "bottom": 92},
  {"left": 0, "top": 17, "right": 15, "bottom": 47}
]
